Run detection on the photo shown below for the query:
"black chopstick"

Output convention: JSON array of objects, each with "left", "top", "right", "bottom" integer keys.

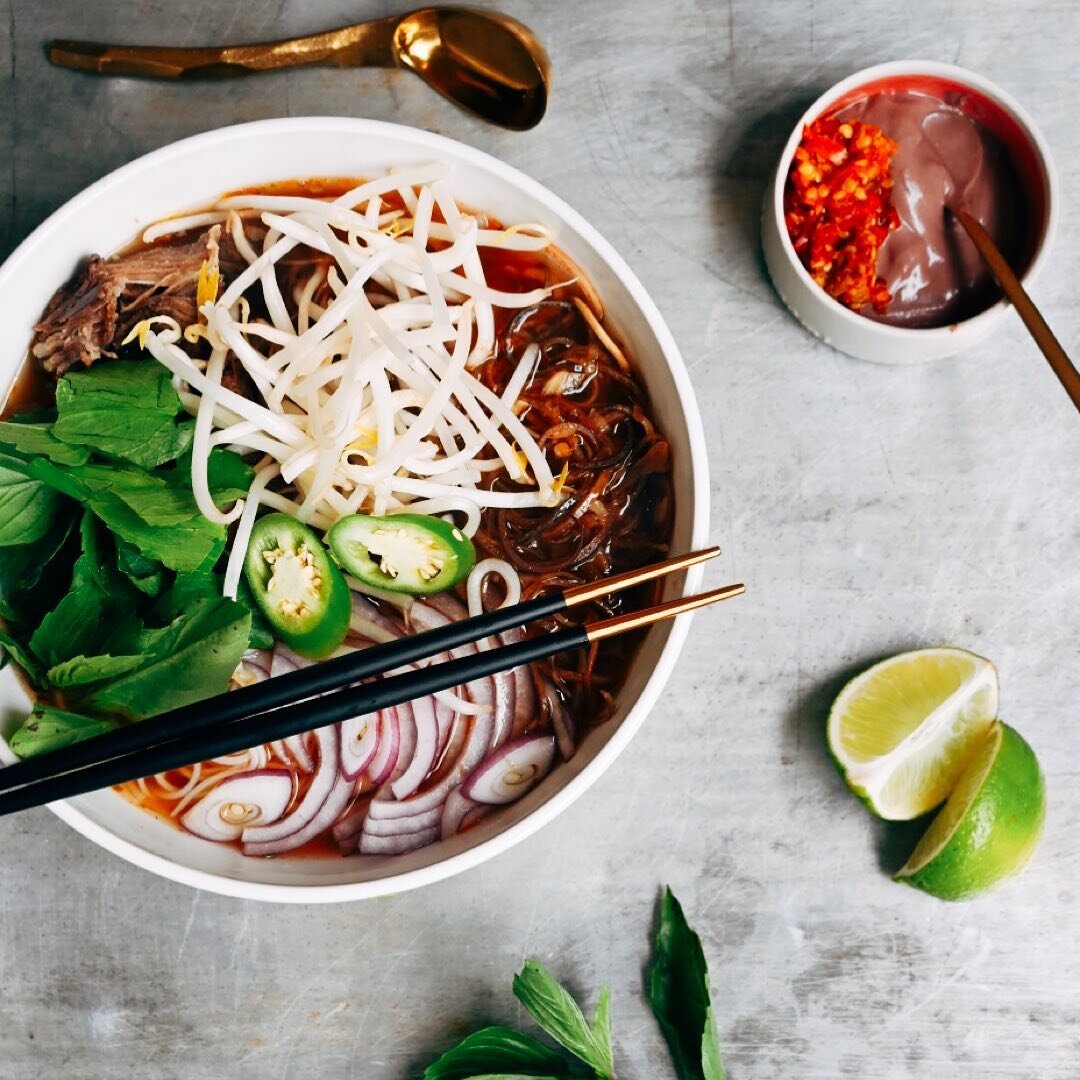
[
  {"left": 0, "top": 581, "right": 744, "bottom": 817},
  {"left": 0, "top": 546, "right": 719, "bottom": 797}
]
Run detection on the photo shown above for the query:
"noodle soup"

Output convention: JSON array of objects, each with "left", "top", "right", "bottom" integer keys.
[{"left": 0, "top": 165, "right": 673, "bottom": 861}]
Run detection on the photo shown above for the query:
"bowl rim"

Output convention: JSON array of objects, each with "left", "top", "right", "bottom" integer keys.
[
  {"left": 768, "top": 59, "right": 1060, "bottom": 342},
  {"left": 0, "top": 116, "right": 710, "bottom": 903}
]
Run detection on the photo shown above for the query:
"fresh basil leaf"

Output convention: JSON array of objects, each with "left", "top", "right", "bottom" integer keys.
[
  {"left": 46, "top": 653, "right": 146, "bottom": 688},
  {"left": 77, "top": 509, "right": 126, "bottom": 596},
  {"left": 0, "top": 450, "right": 225, "bottom": 573},
  {"left": 591, "top": 989, "right": 611, "bottom": 1069},
  {"left": 84, "top": 487, "right": 224, "bottom": 573},
  {"left": 235, "top": 576, "right": 275, "bottom": 650},
  {"left": 0, "top": 421, "right": 90, "bottom": 465},
  {"left": 151, "top": 571, "right": 222, "bottom": 623},
  {"left": 171, "top": 446, "right": 255, "bottom": 507},
  {"left": 649, "top": 888, "right": 726, "bottom": 1080},
  {"left": 53, "top": 360, "right": 194, "bottom": 468},
  {"left": 0, "top": 509, "right": 77, "bottom": 625},
  {"left": 423, "top": 1026, "right": 576, "bottom": 1080},
  {"left": 29, "top": 580, "right": 111, "bottom": 668},
  {"left": 0, "top": 462, "right": 68, "bottom": 547},
  {"left": 512, "top": 962, "right": 614, "bottom": 1079},
  {"left": 154, "top": 572, "right": 273, "bottom": 650},
  {"left": 2, "top": 451, "right": 89, "bottom": 500},
  {"left": 0, "top": 627, "right": 43, "bottom": 683},
  {"left": 9, "top": 704, "right": 116, "bottom": 759},
  {"left": 115, "top": 540, "right": 167, "bottom": 598},
  {"left": 86, "top": 597, "right": 250, "bottom": 719},
  {"left": 26, "top": 509, "right": 143, "bottom": 668},
  {"left": 77, "top": 462, "right": 208, "bottom": 526}
]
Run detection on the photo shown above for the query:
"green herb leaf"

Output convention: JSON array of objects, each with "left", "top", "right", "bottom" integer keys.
[
  {"left": 53, "top": 361, "right": 194, "bottom": 468},
  {"left": 172, "top": 445, "right": 255, "bottom": 507},
  {"left": 84, "top": 485, "right": 224, "bottom": 573},
  {"left": 86, "top": 597, "right": 250, "bottom": 719},
  {"left": 29, "top": 580, "right": 111, "bottom": 668},
  {"left": 46, "top": 653, "right": 147, "bottom": 688},
  {"left": 235, "top": 576, "right": 275, "bottom": 650},
  {"left": 0, "top": 461, "right": 68, "bottom": 547},
  {"left": 0, "top": 421, "right": 90, "bottom": 465},
  {"left": 423, "top": 1026, "right": 577, "bottom": 1080},
  {"left": 649, "top": 888, "right": 726, "bottom": 1080},
  {"left": 26, "top": 512, "right": 140, "bottom": 668},
  {"left": 115, "top": 540, "right": 167, "bottom": 598},
  {"left": 9, "top": 704, "right": 117, "bottom": 759},
  {"left": 151, "top": 571, "right": 222, "bottom": 623},
  {"left": 0, "top": 447, "right": 225, "bottom": 574},
  {"left": 512, "top": 962, "right": 614, "bottom": 1079},
  {"left": 0, "top": 509, "right": 77, "bottom": 625},
  {"left": 0, "top": 626, "right": 42, "bottom": 683}
]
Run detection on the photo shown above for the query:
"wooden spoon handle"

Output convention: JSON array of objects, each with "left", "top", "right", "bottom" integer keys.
[
  {"left": 49, "top": 19, "right": 398, "bottom": 78},
  {"left": 953, "top": 207, "right": 1080, "bottom": 413}
]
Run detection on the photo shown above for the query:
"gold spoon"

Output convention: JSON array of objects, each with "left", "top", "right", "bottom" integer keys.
[{"left": 48, "top": 7, "right": 551, "bottom": 131}]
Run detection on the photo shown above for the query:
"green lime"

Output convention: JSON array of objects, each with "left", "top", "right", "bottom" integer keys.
[
  {"left": 826, "top": 647, "right": 998, "bottom": 820},
  {"left": 895, "top": 722, "right": 1045, "bottom": 901}
]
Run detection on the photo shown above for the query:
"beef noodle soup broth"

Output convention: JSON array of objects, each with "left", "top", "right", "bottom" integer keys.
[{"left": 1, "top": 167, "right": 673, "bottom": 858}]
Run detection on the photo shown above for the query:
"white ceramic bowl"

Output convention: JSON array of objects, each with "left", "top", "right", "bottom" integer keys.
[
  {"left": 762, "top": 60, "right": 1059, "bottom": 364},
  {"left": 0, "top": 118, "right": 709, "bottom": 902}
]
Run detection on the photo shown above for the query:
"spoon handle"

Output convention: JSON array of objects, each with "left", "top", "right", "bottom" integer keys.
[
  {"left": 952, "top": 207, "right": 1080, "bottom": 414},
  {"left": 49, "top": 19, "right": 399, "bottom": 78}
]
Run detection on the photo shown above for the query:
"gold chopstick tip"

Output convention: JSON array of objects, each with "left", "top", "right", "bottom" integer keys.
[
  {"left": 585, "top": 581, "right": 744, "bottom": 642},
  {"left": 564, "top": 546, "right": 722, "bottom": 607}
]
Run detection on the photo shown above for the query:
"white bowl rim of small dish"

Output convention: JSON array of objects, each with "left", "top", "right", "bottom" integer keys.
[
  {"left": 0, "top": 117, "right": 710, "bottom": 903},
  {"left": 766, "top": 59, "right": 1059, "bottom": 359}
]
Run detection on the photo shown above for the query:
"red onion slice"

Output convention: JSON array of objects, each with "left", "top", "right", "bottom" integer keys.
[
  {"left": 350, "top": 592, "right": 404, "bottom": 641},
  {"left": 241, "top": 648, "right": 274, "bottom": 676},
  {"left": 363, "top": 803, "right": 441, "bottom": 836},
  {"left": 284, "top": 732, "right": 314, "bottom": 773},
  {"left": 244, "top": 771, "right": 354, "bottom": 856},
  {"left": 367, "top": 708, "right": 400, "bottom": 784},
  {"left": 501, "top": 628, "right": 539, "bottom": 739},
  {"left": 440, "top": 786, "right": 478, "bottom": 840},
  {"left": 331, "top": 802, "right": 368, "bottom": 844},
  {"left": 180, "top": 769, "right": 293, "bottom": 842},
  {"left": 391, "top": 694, "right": 440, "bottom": 800},
  {"left": 390, "top": 700, "right": 417, "bottom": 783},
  {"left": 340, "top": 712, "right": 380, "bottom": 779},
  {"left": 423, "top": 591, "right": 469, "bottom": 621},
  {"left": 434, "top": 696, "right": 456, "bottom": 759},
  {"left": 271, "top": 642, "right": 311, "bottom": 676},
  {"left": 459, "top": 803, "right": 493, "bottom": 833},
  {"left": 235, "top": 659, "right": 271, "bottom": 686},
  {"left": 462, "top": 734, "right": 556, "bottom": 805},
  {"left": 363, "top": 705, "right": 496, "bottom": 820},
  {"left": 540, "top": 675, "right": 576, "bottom": 761},
  {"left": 242, "top": 725, "right": 339, "bottom": 845},
  {"left": 489, "top": 668, "right": 515, "bottom": 750},
  {"left": 359, "top": 826, "right": 438, "bottom": 856}
]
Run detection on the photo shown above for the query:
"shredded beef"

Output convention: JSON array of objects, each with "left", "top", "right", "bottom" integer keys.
[{"left": 31, "top": 225, "right": 246, "bottom": 376}]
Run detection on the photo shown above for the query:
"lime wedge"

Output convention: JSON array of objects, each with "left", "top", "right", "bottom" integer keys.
[
  {"left": 826, "top": 647, "right": 998, "bottom": 820},
  {"left": 896, "top": 722, "right": 1045, "bottom": 901}
]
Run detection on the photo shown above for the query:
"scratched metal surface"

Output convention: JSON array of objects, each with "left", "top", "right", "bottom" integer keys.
[{"left": 0, "top": 1, "right": 1078, "bottom": 1077}]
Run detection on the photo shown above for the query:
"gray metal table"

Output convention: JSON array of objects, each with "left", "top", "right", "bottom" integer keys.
[{"left": 1, "top": 2, "right": 1077, "bottom": 1077}]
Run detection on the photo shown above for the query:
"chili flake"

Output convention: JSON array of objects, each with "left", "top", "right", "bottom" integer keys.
[{"left": 784, "top": 116, "right": 900, "bottom": 313}]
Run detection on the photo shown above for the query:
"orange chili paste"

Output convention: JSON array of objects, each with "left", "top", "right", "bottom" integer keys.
[{"left": 784, "top": 117, "right": 899, "bottom": 313}]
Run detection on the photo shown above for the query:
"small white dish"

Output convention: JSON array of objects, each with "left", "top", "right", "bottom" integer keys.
[
  {"left": 762, "top": 60, "right": 1059, "bottom": 364},
  {"left": 0, "top": 118, "right": 709, "bottom": 902}
]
